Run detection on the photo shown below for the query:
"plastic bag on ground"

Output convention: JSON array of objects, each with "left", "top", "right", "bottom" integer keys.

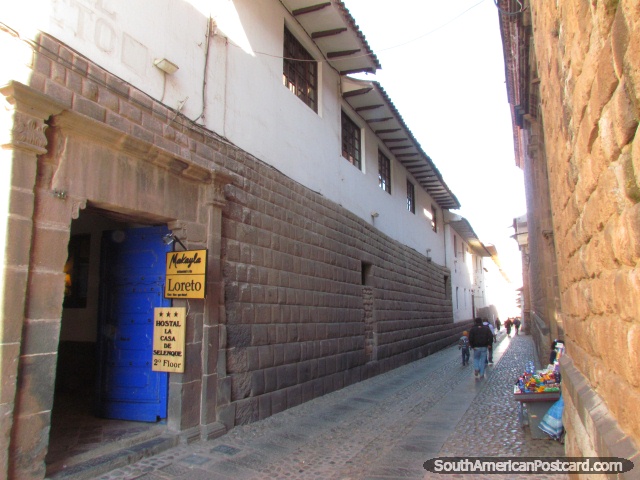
[{"left": 538, "top": 394, "right": 564, "bottom": 440}]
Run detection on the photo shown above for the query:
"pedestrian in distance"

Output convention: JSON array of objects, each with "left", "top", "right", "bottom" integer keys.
[
  {"left": 468, "top": 317, "right": 493, "bottom": 379},
  {"left": 458, "top": 330, "right": 470, "bottom": 366},
  {"left": 483, "top": 320, "right": 496, "bottom": 364},
  {"left": 504, "top": 318, "right": 513, "bottom": 337},
  {"left": 513, "top": 317, "right": 521, "bottom": 335},
  {"left": 549, "top": 339, "right": 559, "bottom": 364},
  {"left": 495, "top": 318, "right": 501, "bottom": 332}
]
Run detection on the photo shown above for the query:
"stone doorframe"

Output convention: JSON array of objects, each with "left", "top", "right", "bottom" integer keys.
[{"left": 0, "top": 81, "right": 231, "bottom": 479}]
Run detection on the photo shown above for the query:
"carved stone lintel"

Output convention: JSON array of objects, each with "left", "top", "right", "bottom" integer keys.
[
  {"left": 1, "top": 81, "right": 65, "bottom": 153},
  {"left": 8, "top": 112, "right": 49, "bottom": 154},
  {"left": 207, "top": 171, "right": 234, "bottom": 207}
]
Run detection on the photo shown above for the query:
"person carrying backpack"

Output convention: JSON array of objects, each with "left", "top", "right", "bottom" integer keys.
[{"left": 468, "top": 318, "right": 494, "bottom": 379}]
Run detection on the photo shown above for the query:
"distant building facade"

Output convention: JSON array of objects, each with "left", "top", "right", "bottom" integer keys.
[
  {"left": 499, "top": 0, "right": 640, "bottom": 468},
  {"left": 443, "top": 213, "right": 493, "bottom": 323}
]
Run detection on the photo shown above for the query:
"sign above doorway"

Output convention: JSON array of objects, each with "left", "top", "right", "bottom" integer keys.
[{"left": 164, "top": 249, "right": 207, "bottom": 298}]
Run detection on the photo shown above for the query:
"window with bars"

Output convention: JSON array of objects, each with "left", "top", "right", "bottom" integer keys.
[
  {"left": 378, "top": 151, "right": 391, "bottom": 193},
  {"left": 406, "top": 180, "right": 415, "bottom": 213},
  {"left": 341, "top": 111, "right": 361, "bottom": 169},
  {"left": 283, "top": 27, "right": 317, "bottom": 112}
]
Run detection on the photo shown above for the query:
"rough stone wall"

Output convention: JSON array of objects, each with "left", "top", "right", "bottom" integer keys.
[
  {"left": 523, "top": 123, "right": 562, "bottom": 362},
  {"left": 530, "top": 0, "right": 640, "bottom": 456},
  {"left": 217, "top": 150, "right": 464, "bottom": 425}
]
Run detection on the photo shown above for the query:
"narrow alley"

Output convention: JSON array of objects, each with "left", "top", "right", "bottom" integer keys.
[{"left": 52, "top": 333, "right": 566, "bottom": 480}]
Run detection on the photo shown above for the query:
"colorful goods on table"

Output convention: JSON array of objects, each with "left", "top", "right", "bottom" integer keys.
[{"left": 515, "top": 361, "right": 561, "bottom": 394}]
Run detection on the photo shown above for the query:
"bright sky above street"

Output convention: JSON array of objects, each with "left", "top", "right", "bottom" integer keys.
[{"left": 344, "top": 0, "right": 527, "bottom": 292}]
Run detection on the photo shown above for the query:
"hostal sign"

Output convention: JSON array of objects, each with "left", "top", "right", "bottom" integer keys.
[
  {"left": 153, "top": 307, "right": 185, "bottom": 372},
  {"left": 165, "top": 249, "right": 207, "bottom": 299}
]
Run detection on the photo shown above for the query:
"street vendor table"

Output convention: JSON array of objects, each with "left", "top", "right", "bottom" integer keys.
[{"left": 513, "top": 386, "right": 561, "bottom": 439}]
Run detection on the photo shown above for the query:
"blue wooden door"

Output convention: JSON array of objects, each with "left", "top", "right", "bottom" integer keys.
[{"left": 97, "top": 226, "right": 171, "bottom": 422}]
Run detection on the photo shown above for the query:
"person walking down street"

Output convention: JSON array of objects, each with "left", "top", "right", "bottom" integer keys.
[
  {"left": 495, "top": 318, "right": 501, "bottom": 332},
  {"left": 458, "top": 331, "right": 470, "bottom": 366},
  {"left": 504, "top": 318, "right": 513, "bottom": 337},
  {"left": 468, "top": 318, "right": 494, "bottom": 379},
  {"left": 513, "top": 317, "right": 522, "bottom": 335},
  {"left": 483, "top": 320, "right": 496, "bottom": 364}
]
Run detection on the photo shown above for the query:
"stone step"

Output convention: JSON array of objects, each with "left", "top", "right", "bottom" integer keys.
[{"left": 46, "top": 430, "right": 178, "bottom": 480}]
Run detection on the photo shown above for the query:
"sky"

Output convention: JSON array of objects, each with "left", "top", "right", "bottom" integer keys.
[{"left": 343, "top": 0, "right": 527, "bottom": 300}]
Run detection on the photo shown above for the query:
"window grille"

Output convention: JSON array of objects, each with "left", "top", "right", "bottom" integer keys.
[{"left": 283, "top": 27, "right": 317, "bottom": 112}]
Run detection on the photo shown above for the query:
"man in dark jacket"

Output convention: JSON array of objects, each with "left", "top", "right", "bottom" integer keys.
[{"left": 468, "top": 317, "right": 493, "bottom": 379}]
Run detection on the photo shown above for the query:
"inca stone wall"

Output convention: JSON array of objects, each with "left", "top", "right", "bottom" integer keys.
[
  {"left": 217, "top": 149, "right": 464, "bottom": 425},
  {"left": 0, "top": 31, "right": 469, "bottom": 473},
  {"left": 522, "top": 121, "right": 562, "bottom": 361},
  {"left": 530, "top": 0, "right": 640, "bottom": 457}
]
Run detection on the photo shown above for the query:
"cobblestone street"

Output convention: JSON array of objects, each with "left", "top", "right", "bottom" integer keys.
[{"left": 89, "top": 333, "right": 565, "bottom": 480}]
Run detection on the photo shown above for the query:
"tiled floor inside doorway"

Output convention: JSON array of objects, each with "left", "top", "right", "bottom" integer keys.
[{"left": 45, "top": 390, "right": 164, "bottom": 474}]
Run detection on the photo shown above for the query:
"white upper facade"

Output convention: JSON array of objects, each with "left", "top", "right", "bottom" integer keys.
[
  {"left": 2, "top": 0, "right": 461, "bottom": 264},
  {"left": 443, "top": 212, "right": 493, "bottom": 322}
]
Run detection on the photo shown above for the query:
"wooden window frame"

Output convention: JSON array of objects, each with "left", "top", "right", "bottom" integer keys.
[
  {"left": 341, "top": 111, "right": 362, "bottom": 169},
  {"left": 378, "top": 150, "right": 391, "bottom": 193},
  {"left": 406, "top": 180, "right": 415, "bottom": 213},
  {"left": 431, "top": 204, "right": 438, "bottom": 233},
  {"left": 283, "top": 27, "right": 318, "bottom": 112}
]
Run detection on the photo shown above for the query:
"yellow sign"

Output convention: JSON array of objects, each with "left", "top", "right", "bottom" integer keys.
[
  {"left": 165, "top": 249, "right": 207, "bottom": 298},
  {"left": 152, "top": 307, "right": 186, "bottom": 373}
]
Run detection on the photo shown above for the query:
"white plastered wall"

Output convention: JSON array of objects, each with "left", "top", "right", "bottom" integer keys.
[{"left": 3, "top": 0, "right": 449, "bottom": 264}]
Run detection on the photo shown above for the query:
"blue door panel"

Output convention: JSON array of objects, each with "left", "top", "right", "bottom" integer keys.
[
  {"left": 97, "top": 226, "right": 171, "bottom": 422},
  {"left": 112, "top": 289, "right": 161, "bottom": 313},
  {"left": 105, "top": 368, "right": 156, "bottom": 392}
]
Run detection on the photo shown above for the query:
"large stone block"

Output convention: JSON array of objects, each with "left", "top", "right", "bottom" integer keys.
[
  {"left": 270, "top": 389, "right": 287, "bottom": 415},
  {"left": 615, "top": 267, "right": 640, "bottom": 321},
  {"left": 3, "top": 217, "right": 34, "bottom": 267},
  {"left": 234, "top": 397, "right": 258, "bottom": 425},
  {"left": 227, "top": 324, "right": 251, "bottom": 348},
  {"left": 611, "top": 204, "right": 640, "bottom": 266},
  {"left": 611, "top": 81, "right": 639, "bottom": 149},
  {"left": 226, "top": 348, "right": 248, "bottom": 374},
  {"left": 620, "top": 142, "right": 640, "bottom": 202},
  {"left": 182, "top": 343, "right": 203, "bottom": 383},
  {"left": 276, "top": 364, "right": 297, "bottom": 390},
  {"left": 30, "top": 226, "right": 70, "bottom": 272},
  {"left": 8, "top": 411, "right": 50, "bottom": 479},
  {"left": 0, "top": 343, "right": 20, "bottom": 405},
  {"left": 15, "top": 353, "right": 57, "bottom": 416},
  {"left": 258, "top": 393, "right": 271, "bottom": 420},
  {"left": 201, "top": 373, "right": 218, "bottom": 425},
  {"left": 8, "top": 152, "right": 38, "bottom": 192},
  {"left": 611, "top": 5, "right": 630, "bottom": 80},
  {"left": 230, "top": 372, "right": 250, "bottom": 401},
  {"left": 21, "top": 319, "right": 60, "bottom": 356}
]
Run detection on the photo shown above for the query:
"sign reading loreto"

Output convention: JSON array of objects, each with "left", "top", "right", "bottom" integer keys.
[
  {"left": 152, "top": 307, "right": 186, "bottom": 373},
  {"left": 164, "top": 249, "right": 207, "bottom": 299}
]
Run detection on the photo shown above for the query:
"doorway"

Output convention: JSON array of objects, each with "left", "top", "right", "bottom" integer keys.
[{"left": 46, "top": 210, "right": 171, "bottom": 472}]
